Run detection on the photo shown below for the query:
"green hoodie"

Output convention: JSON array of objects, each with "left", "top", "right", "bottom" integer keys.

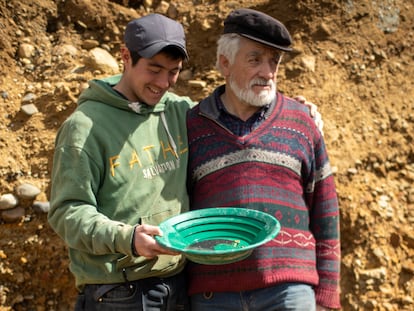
[{"left": 48, "top": 75, "right": 196, "bottom": 289}]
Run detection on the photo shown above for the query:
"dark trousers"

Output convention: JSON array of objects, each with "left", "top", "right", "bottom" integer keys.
[{"left": 74, "top": 272, "right": 189, "bottom": 311}]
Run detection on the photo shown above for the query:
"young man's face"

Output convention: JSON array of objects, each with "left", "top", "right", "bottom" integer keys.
[
  {"left": 225, "top": 38, "right": 283, "bottom": 107},
  {"left": 125, "top": 51, "right": 183, "bottom": 106}
]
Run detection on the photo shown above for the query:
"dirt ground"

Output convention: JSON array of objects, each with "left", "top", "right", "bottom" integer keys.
[{"left": 0, "top": 0, "right": 413, "bottom": 310}]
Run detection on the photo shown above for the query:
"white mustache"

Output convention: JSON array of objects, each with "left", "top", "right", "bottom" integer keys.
[{"left": 249, "top": 79, "right": 274, "bottom": 87}]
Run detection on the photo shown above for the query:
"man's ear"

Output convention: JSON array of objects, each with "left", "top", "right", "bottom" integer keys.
[
  {"left": 219, "top": 54, "right": 231, "bottom": 77},
  {"left": 120, "top": 46, "right": 131, "bottom": 64}
]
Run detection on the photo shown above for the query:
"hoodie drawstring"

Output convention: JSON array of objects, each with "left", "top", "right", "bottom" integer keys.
[{"left": 160, "top": 111, "right": 179, "bottom": 159}]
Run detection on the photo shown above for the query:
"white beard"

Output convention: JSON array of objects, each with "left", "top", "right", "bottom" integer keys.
[{"left": 228, "top": 76, "right": 276, "bottom": 107}]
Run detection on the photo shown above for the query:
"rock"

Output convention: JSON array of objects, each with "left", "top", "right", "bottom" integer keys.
[
  {"left": 1, "top": 207, "right": 25, "bottom": 223},
  {"left": 407, "top": 188, "right": 414, "bottom": 203},
  {"left": 84, "top": 47, "right": 119, "bottom": 74},
  {"left": 82, "top": 39, "right": 100, "bottom": 50},
  {"left": 52, "top": 44, "right": 79, "bottom": 58},
  {"left": 156, "top": 1, "right": 170, "bottom": 14},
  {"left": 188, "top": 80, "right": 207, "bottom": 88},
  {"left": 143, "top": 0, "right": 153, "bottom": 8},
  {"left": 18, "top": 43, "right": 35, "bottom": 59},
  {"left": 318, "top": 22, "right": 332, "bottom": 37},
  {"left": 347, "top": 167, "right": 358, "bottom": 175},
  {"left": 21, "top": 103, "right": 39, "bottom": 116},
  {"left": 359, "top": 266, "right": 387, "bottom": 280},
  {"left": 21, "top": 93, "right": 36, "bottom": 103},
  {"left": 32, "top": 201, "right": 50, "bottom": 214},
  {"left": 167, "top": 3, "right": 178, "bottom": 19},
  {"left": 200, "top": 18, "right": 211, "bottom": 31},
  {"left": 326, "top": 51, "right": 336, "bottom": 62},
  {"left": 0, "top": 193, "right": 18, "bottom": 210},
  {"left": 179, "top": 69, "right": 193, "bottom": 81},
  {"left": 300, "top": 55, "right": 316, "bottom": 72},
  {"left": 15, "top": 183, "right": 41, "bottom": 200}
]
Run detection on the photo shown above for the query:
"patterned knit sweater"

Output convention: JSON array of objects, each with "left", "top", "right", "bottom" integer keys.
[{"left": 186, "top": 88, "right": 341, "bottom": 309}]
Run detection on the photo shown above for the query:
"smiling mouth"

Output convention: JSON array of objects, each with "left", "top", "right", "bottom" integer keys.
[{"left": 148, "top": 86, "right": 163, "bottom": 95}]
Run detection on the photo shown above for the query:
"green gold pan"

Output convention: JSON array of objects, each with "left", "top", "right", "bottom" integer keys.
[{"left": 155, "top": 207, "right": 281, "bottom": 265}]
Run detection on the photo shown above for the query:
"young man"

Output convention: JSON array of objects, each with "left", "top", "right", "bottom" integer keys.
[
  {"left": 186, "top": 8, "right": 341, "bottom": 311},
  {"left": 48, "top": 14, "right": 194, "bottom": 310}
]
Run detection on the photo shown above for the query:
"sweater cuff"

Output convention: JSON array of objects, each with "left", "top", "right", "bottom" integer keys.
[{"left": 315, "top": 287, "right": 341, "bottom": 310}]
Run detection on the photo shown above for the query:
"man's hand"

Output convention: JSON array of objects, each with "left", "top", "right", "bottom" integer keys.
[
  {"left": 294, "top": 95, "right": 324, "bottom": 136},
  {"left": 133, "top": 224, "right": 179, "bottom": 258}
]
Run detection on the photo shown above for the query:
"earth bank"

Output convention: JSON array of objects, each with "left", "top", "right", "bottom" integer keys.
[{"left": 0, "top": 0, "right": 413, "bottom": 310}]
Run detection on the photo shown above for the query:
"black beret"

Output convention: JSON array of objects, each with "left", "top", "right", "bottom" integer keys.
[{"left": 223, "top": 8, "right": 292, "bottom": 52}]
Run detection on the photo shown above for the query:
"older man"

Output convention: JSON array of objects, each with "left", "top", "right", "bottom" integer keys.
[{"left": 186, "top": 8, "right": 341, "bottom": 311}]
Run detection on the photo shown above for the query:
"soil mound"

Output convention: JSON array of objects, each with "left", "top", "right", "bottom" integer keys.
[{"left": 0, "top": 0, "right": 413, "bottom": 310}]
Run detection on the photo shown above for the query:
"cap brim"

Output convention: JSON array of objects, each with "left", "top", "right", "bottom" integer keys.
[
  {"left": 240, "top": 34, "right": 292, "bottom": 52},
  {"left": 138, "top": 41, "right": 189, "bottom": 60}
]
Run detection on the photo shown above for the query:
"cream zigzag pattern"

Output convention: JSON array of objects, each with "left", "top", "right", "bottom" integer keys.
[
  {"left": 273, "top": 230, "right": 316, "bottom": 247},
  {"left": 316, "top": 242, "right": 341, "bottom": 258},
  {"left": 273, "top": 230, "right": 340, "bottom": 258}
]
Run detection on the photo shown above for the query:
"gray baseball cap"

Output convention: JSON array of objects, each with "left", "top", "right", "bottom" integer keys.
[{"left": 124, "top": 14, "right": 189, "bottom": 59}]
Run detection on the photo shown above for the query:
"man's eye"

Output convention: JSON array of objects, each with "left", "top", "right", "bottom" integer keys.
[{"left": 149, "top": 67, "right": 161, "bottom": 74}]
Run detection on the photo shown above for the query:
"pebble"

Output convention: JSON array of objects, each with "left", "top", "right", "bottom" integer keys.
[
  {"left": 300, "top": 55, "right": 316, "bottom": 72},
  {"left": 0, "top": 193, "right": 19, "bottom": 210},
  {"left": 188, "top": 80, "right": 207, "bottom": 88},
  {"left": 167, "top": 3, "right": 178, "bottom": 19},
  {"left": 18, "top": 43, "right": 35, "bottom": 59},
  {"left": 179, "top": 69, "right": 193, "bottom": 81},
  {"left": 82, "top": 39, "right": 100, "bottom": 50},
  {"left": 407, "top": 189, "right": 414, "bottom": 203},
  {"left": 52, "top": 44, "right": 79, "bottom": 58},
  {"left": 359, "top": 267, "right": 387, "bottom": 280},
  {"left": 21, "top": 103, "right": 39, "bottom": 116},
  {"left": 32, "top": 201, "right": 50, "bottom": 214},
  {"left": 84, "top": 47, "right": 119, "bottom": 74},
  {"left": 22, "top": 93, "right": 36, "bottom": 103},
  {"left": 1, "top": 207, "right": 25, "bottom": 223},
  {"left": 15, "top": 183, "right": 41, "bottom": 200},
  {"left": 318, "top": 22, "right": 332, "bottom": 36},
  {"left": 157, "top": 1, "right": 169, "bottom": 14}
]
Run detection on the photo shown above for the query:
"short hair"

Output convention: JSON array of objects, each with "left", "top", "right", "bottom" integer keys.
[
  {"left": 130, "top": 50, "right": 142, "bottom": 66},
  {"left": 215, "top": 33, "right": 241, "bottom": 74},
  {"left": 215, "top": 33, "right": 284, "bottom": 74},
  {"left": 130, "top": 46, "right": 186, "bottom": 66}
]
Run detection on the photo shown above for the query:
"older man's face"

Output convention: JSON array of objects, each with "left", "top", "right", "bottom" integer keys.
[{"left": 228, "top": 38, "right": 282, "bottom": 107}]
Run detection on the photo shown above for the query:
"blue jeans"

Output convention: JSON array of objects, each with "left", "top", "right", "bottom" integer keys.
[
  {"left": 74, "top": 272, "right": 189, "bottom": 311},
  {"left": 190, "top": 283, "right": 316, "bottom": 311}
]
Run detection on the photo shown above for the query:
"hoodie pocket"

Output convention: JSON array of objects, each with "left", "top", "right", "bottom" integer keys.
[{"left": 115, "top": 252, "right": 182, "bottom": 277}]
